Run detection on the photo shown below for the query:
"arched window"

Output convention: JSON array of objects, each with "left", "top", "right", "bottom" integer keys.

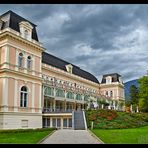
[
  {"left": 56, "top": 89, "right": 65, "bottom": 98},
  {"left": 84, "top": 95, "right": 89, "bottom": 101},
  {"left": 76, "top": 94, "right": 82, "bottom": 100},
  {"left": 20, "top": 86, "right": 28, "bottom": 107},
  {"left": 66, "top": 92, "right": 74, "bottom": 99},
  {"left": 27, "top": 56, "right": 31, "bottom": 69},
  {"left": 18, "top": 53, "right": 23, "bottom": 67}
]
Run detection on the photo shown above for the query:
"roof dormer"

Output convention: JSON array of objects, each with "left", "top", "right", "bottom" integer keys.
[
  {"left": 106, "top": 76, "right": 112, "bottom": 84},
  {"left": 19, "top": 21, "right": 33, "bottom": 41},
  {"left": 65, "top": 64, "right": 73, "bottom": 74}
]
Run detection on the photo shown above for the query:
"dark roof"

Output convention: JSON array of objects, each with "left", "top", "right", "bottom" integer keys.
[
  {"left": 101, "top": 73, "right": 121, "bottom": 84},
  {"left": 42, "top": 52, "right": 99, "bottom": 84},
  {"left": 0, "top": 10, "right": 38, "bottom": 41}
]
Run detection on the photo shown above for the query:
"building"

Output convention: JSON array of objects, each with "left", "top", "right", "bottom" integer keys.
[{"left": 0, "top": 11, "right": 125, "bottom": 129}]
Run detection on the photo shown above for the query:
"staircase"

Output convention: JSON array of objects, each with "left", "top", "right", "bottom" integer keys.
[{"left": 72, "top": 110, "right": 86, "bottom": 130}]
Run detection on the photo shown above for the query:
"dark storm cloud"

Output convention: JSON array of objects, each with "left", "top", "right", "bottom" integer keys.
[{"left": 0, "top": 4, "right": 148, "bottom": 82}]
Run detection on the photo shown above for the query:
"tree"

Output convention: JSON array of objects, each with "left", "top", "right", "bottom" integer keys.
[
  {"left": 129, "top": 85, "right": 139, "bottom": 105},
  {"left": 138, "top": 76, "right": 148, "bottom": 112}
]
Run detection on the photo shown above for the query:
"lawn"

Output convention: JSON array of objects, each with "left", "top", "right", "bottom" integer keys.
[
  {"left": 0, "top": 128, "right": 55, "bottom": 144},
  {"left": 91, "top": 126, "right": 148, "bottom": 144}
]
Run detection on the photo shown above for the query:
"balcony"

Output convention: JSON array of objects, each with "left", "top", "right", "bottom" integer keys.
[{"left": 42, "top": 107, "right": 73, "bottom": 113}]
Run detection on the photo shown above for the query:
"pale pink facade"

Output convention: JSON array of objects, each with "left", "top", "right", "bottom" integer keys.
[{"left": 0, "top": 11, "right": 125, "bottom": 129}]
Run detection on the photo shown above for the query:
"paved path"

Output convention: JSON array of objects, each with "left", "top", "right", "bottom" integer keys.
[{"left": 41, "top": 129, "right": 102, "bottom": 144}]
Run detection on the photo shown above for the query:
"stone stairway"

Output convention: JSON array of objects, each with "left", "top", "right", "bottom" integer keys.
[{"left": 73, "top": 110, "right": 86, "bottom": 130}]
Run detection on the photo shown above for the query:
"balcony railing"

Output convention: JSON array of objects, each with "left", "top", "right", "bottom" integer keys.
[{"left": 42, "top": 107, "right": 73, "bottom": 113}]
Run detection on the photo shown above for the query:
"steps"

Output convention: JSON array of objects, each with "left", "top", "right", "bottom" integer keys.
[{"left": 73, "top": 110, "right": 86, "bottom": 130}]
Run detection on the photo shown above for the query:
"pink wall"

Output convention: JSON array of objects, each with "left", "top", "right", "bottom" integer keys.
[
  {"left": 9, "top": 46, "right": 16, "bottom": 65},
  {"left": 8, "top": 78, "right": 15, "bottom": 111},
  {"left": 34, "top": 84, "right": 40, "bottom": 112}
]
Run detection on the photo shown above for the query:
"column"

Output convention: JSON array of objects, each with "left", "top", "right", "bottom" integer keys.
[
  {"left": 64, "top": 100, "right": 67, "bottom": 111},
  {"left": 101, "top": 104, "right": 104, "bottom": 109},
  {"left": 62, "top": 101, "right": 65, "bottom": 111},
  {"left": 82, "top": 104, "right": 84, "bottom": 110},
  {"left": 24, "top": 53, "right": 27, "bottom": 73},
  {"left": 38, "top": 84, "right": 42, "bottom": 113},
  {"left": 14, "top": 79, "right": 18, "bottom": 112},
  {"left": 5, "top": 45, "right": 9, "bottom": 69},
  {"left": 50, "top": 101, "right": 53, "bottom": 112},
  {"left": 31, "top": 83, "right": 35, "bottom": 113},
  {"left": 108, "top": 101, "right": 111, "bottom": 109},
  {"left": 74, "top": 102, "right": 76, "bottom": 110},
  {"left": 45, "top": 118, "right": 47, "bottom": 128},
  {"left": 15, "top": 49, "right": 19, "bottom": 71},
  {"left": 61, "top": 118, "right": 63, "bottom": 129},
  {"left": 53, "top": 99, "right": 56, "bottom": 111},
  {"left": 2, "top": 78, "right": 8, "bottom": 111},
  {"left": 67, "top": 118, "right": 69, "bottom": 128},
  {"left": 32, "top": 55, "right": 35, "bottom": 75},
  {"left": 50, "top": 117, "right": 53, "bottom": 127}
]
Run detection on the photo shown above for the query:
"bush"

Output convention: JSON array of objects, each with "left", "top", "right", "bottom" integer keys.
[
  {"left": 0, "top": 127, "right": 56, "bottom": 133},
  {"left": 85, "top": 109, "right": 148, "bottom": 129}
]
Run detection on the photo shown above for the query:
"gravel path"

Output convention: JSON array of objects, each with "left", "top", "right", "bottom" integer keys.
[{"left": 40, "top": 129, "right": 102, "bottom": 144}]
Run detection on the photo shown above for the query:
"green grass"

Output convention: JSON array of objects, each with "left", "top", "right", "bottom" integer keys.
[
  {"left": 91, "top": 126, "right": 148, "bottom": 144},
  {"left": 0, "top": 128, "right": 55, "bottom": 144}
]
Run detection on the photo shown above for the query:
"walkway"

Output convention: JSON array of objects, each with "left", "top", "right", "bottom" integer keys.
[{"left": 40, "top": 129, "right": 102, "bottom": 144}]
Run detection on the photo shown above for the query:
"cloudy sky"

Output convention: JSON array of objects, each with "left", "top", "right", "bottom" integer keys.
[{"left": 0, "top": 4, "right": 148, "bottom": 82}]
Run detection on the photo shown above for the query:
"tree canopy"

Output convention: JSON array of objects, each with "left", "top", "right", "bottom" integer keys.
[{"left": 138, "top": 76, "right": 148, "bottom": 112}]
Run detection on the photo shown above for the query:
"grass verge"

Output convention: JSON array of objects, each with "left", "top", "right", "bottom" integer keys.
[
  {"left": 91, "top": 126, "right": 148, "bottom": 144},
  {"left": 0, "top": 128, "right": 55, "bottom": 144}
]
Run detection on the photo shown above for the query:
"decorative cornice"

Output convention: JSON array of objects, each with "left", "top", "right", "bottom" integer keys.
[
  {"left": 100, "top": 83, "right": 124, "bottom": 88},
  {"left": 0, "top": 68, "right": 42, "bottom": 82},
  {"left": 42, "top": 63, "right": 99, "bottom": 87},
  {"left": 0, "top": 28, "right": 45, "bottom": 52}
]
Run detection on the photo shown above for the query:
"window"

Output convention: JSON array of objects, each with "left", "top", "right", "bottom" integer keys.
[
  {"left": 20, "top": 86, "right": 28, "bottom": 107},
  {"left": 19, "top": 21, "right": 33, "bottom": 41},
  {"left": 106, "top": 91, "right": 108, "bottom": 96},
  {"left": 66, "top": 92, "right": 74, "bottom": 99},
  {"left": 24, "top": 29, "right": 29, "bottom": 39},
  {"left": 106, "top": 76, "right": 112, "bottom": 84},
  {"left": 18, "top": 53, "right": 23, "bottom": 67},
  {"left": 110, "top": 91, "right": 113, "bottom": 97},
  {"left": 84, "top": 95, "right": 89, "bottom": 101},
  {"left": 21, "top": 120, "right": 28, "bottom": 128},
  {"left": 65, "top": 64, "right": 73, "bottom": 74},
  {"left": 27, "top": 56, "right": 31, "bottom": 70},
  {"left": 76, "top": 94, "right": 82, "bottom": 100},
  {"left": 56, "top": 89, "right": 65, "bottom": 98},
  {"left": 44, "top": 87, "right": 54, "bottom": 96}
]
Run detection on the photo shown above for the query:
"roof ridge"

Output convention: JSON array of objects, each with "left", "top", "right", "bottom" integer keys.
[
  {"left": 0, "top": 10, "right": 36, "bottom": 27},
  {"left": 43, "top": 51, "right": 80, "bottom": 69},
  {"left": 42, "top": 52, "right": 99, "bottom": 84}
]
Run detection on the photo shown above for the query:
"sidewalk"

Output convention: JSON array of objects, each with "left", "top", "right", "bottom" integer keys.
[{"left": 40, "top": 129, "right": 102, "bottom": 144}]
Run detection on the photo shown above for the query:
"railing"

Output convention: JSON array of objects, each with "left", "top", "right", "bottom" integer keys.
[{"left": 42, "top": 107, "right": 73, "bottom": 113}]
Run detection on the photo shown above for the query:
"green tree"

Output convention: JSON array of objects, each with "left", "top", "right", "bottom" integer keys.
[
  {"left": 138, "top": 76, "right": 148, "bottom": 112},
  {"left": 129, "top": 85, "right": 139, "bottom": 105},
  {"left": 125, "top": 100, "right": 131, "bottom": 107}
]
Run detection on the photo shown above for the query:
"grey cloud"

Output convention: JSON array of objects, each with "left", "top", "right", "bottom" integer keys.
[{"left": 0, "top": 4, "right": 148, "bottom": 82}]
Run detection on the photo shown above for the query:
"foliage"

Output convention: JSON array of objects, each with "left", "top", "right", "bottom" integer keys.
[
  {"left": 125, "top": 100, "right": 131, "bottom": 107},
  {"left": 0, "top": 127, "right": 56, "bottom": 133},
  {"left": 138, "top": 76, "right": 148, "bottom": 112},
  {"left": 85, "top": 109, "right": 148, "bottom": 129},
  {"left": 129, "top": 85, "right": 139, "bottom": 105}
]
